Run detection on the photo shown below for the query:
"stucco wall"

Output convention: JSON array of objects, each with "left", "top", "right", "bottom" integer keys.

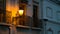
[
  {"left": 0, "top": 25, "right": 41, "bottom": 34},
  {"left": 43, "top": 0, "right": 60, "bottom": 23},
  {"left": 46, "top": 21, "right": 60, "bottom": 34},
  {"left": 0, "top": 30, "right": 9, "bottom": 34},
  {"left": 43, "top": 0, "right": 60, "bottom": 34},
  {"left": 0, "top": 26, "right": 9, "bottom": 34},
  {"left": 17, "top": 28, "right": 41, "bottom": 34}
]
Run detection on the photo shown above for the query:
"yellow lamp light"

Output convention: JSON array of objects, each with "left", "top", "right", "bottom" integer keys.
[{"left": 19, "top": 10, "right": 24, "bottom": 16}]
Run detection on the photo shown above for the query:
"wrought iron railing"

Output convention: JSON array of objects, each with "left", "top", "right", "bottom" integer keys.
[{"left": 0, "top": 9, "right": 43, "bottom": 28}]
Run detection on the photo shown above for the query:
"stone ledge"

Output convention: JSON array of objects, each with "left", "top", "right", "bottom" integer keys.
[
  {"left": 17, "top": 25, "right": 42, "bottom": 31},
  {"left": 0, "top": 23, "right": 43, "bottom": 31}
]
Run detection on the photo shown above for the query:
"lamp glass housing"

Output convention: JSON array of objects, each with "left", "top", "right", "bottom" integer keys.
[{"left": 19, "top": 10, "right": 24, "bottom": 16}]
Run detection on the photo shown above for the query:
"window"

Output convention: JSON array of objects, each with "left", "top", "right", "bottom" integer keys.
[
  {"left": 46, "top": 7, "right": 53, "bottom": 18},
  {"left": 33, "top": 5, "right": 39, "bottom": 27}
]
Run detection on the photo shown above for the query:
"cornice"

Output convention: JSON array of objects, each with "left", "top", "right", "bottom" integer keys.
[
  {"left": 49, "top": 0, "right": 60, "bottom": 5},
  {"left": 47, "top": 20, "right": 60, "bottom": 25}
]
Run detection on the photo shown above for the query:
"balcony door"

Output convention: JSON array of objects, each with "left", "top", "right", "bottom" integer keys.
[{"left": 33, "top": 5, "right": 38, "bottom": 27}]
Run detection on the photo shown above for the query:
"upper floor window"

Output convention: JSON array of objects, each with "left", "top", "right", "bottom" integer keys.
[
  {"left": 33, "top": 5, "right": 43, "bottom": 28},
  {"left": 46, "top": 7, "right": 53, "bottom": 18}
]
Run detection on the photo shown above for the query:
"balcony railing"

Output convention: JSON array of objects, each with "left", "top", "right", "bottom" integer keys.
[
  {"left": 0, "top": 15, "right": 43, "bottom": 28},
  {"left": 0, "top": 9, "right": 43, "bottom": 29}
]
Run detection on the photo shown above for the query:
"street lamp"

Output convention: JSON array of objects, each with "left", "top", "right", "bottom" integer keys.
[
  {"left": 10, "top": 9, "right": 24, "bottom": 34},
  {"left": 42, "top": 19, "right": 48, "bottom": 34},
  {"left": 18, "top": 9, "right": 24, "bottom": 25},
  {"left": 13, "top": 9, "right": 24, "bottom": 25},
  {"left": 18, "top": 9, "right": 24, "bottom": 16}
]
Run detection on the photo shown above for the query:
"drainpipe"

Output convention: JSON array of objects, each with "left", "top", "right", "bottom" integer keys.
[{"left": 42, "top": 19, "right": 48, "bottom": 34}]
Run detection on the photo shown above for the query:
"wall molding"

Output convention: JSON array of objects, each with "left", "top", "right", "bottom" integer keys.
[
  {"left": 47, "top": 20, "right": 60, "bottom": 25},
  {"left": 56, "top": 11, "right": 60, "bottom": 21},
  {"left": 46, "top": 7, "right": 53, "bottom": 19},
  {"left": 47, "top": 28, "right": 53, "bottom": 34}
]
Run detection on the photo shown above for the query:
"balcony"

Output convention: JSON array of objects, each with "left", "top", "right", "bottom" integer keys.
[
  {"left": 0, "top": 15, "right": 43, "bottom": 29},
  {"left": 0, "top": 10, "right": 43, "bottom": 34}
]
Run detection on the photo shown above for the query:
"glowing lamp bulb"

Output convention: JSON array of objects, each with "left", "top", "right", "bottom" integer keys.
[{"left": 19, "top": 10, "right": 24, "bottom": 16}]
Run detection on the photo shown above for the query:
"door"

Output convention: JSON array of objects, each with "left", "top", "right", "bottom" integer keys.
[{"left": 33, "top": 5, "right": 38, "bottom": 27}]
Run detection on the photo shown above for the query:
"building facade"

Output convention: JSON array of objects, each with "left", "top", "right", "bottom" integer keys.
[
  {"left": 0, "top": 0, "right": 60, "bottom": 34},
  {"left": 0, "top": 0, "right": 42, "bottom": 34},
  {"left": 43, "top": 0, "right": 60, "bottom": 34}
]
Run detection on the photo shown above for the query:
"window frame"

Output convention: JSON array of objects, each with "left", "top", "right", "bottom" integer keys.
[{"left": 46, "top": 7, "right": 53, "bottom": 18}]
